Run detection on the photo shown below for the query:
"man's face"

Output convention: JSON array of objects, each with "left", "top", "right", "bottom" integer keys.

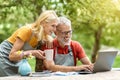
[{"left": 56, "top": 24, "right": 72, "bottom": 46}]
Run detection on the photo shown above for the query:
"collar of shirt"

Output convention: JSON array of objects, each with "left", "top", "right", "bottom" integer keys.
[{"left": 53, "top": 38, "right": 70, "bottom": 54}]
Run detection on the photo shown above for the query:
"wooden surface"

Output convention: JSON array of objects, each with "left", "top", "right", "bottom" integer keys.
[{"left": 0, "top": 69, "right": 120, "bottom": 80}]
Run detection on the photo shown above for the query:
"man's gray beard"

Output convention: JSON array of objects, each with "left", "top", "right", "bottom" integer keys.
[{"left": 57, "top": 37, "right": 71, "bottom": 46}]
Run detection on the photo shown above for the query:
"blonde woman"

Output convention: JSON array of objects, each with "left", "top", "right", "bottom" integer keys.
[{"left": 0, "top": 10, "right": 59, "bottom": 76}]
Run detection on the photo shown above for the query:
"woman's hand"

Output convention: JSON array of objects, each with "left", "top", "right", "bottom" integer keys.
[
  {"left": 45, "top": 40, "right": 53, "bottom": 49},
  {"left": 44, "top": 35, "right": 54, "bottom": 49},
  {"left": 24, "top": 50, "right": 46, "bottom": 60}
]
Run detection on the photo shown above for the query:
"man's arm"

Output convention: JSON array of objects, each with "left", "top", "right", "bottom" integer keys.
[
  {"left": 80, "top": 57, "right": 92, "bottom": 65},
  {"left": 43, "top": 59, "right": 92, "bottom": 72}
]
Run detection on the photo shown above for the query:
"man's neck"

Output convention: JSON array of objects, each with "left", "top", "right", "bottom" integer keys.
[{"left": 59, "top": 42, "right": 65, "bottom": 48}]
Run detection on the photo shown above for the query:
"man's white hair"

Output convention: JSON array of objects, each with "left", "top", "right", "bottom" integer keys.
[{"left": 58, "top": 17, "right": 71, "bottom": 27}]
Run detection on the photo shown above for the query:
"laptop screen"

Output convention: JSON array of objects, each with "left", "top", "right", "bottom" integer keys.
[{"left": 93, "top": 50, "right": 118, "bottom": 73}]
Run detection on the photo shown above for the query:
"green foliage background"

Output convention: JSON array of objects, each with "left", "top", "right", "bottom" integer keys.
[{"left": 0, "top": 0, "right": 120, "bottom": 71}]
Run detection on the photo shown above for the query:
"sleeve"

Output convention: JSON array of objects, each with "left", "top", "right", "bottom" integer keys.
[
  {"left": 73, "top": 41, "right": 87, "bottom": 59},
  {"left": 17, "top": 26, "right": 32, "bottom": 42}
]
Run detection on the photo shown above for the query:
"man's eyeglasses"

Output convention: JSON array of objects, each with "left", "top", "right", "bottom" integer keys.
[{"left": 57, "top": 29, "right": 72, "bottom": 35}]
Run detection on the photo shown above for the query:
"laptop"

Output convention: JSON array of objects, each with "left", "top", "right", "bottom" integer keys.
[{"left": 79, "top": 50, "right": 118, "bottom": 74}]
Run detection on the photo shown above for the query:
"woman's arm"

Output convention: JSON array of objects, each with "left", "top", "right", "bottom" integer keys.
[
  {"left": 9, "top": 37, "right": 25, "bottom": 61},
  {"left": 9, "top": 37, "right": 46, "bottom": 61}
]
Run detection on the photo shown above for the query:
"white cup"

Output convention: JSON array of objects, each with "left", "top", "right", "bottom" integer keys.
[{"left": 44, "top": 49, "right": 54, "bottom": 61}]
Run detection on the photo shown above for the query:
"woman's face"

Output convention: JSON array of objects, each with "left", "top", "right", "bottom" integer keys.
[{"left": 43, "top": 20, "right": 58, "bottom": 35}]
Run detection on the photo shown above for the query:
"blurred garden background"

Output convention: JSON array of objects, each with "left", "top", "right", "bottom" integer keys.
[{"left": 0, "top": 0, "right": 120, "bottom": 71}]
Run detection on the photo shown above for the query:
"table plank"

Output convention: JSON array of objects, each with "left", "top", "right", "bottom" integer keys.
[{"left": 0, "top": 70, "right": 120, "bottom": 80}]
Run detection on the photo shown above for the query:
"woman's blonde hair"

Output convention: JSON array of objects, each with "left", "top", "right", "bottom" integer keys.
[{"left": 32, "top": 10, "right": 58, "bottom": 42}]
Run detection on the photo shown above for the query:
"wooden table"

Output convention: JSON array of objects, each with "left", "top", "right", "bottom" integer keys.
[{"left": 0, "top": 68, "right": 120, "bottom": 80}]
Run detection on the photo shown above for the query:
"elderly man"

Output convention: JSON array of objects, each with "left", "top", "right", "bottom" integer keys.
[{"left": 40, "top": 17, "right": 93, "bottom": 72}]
